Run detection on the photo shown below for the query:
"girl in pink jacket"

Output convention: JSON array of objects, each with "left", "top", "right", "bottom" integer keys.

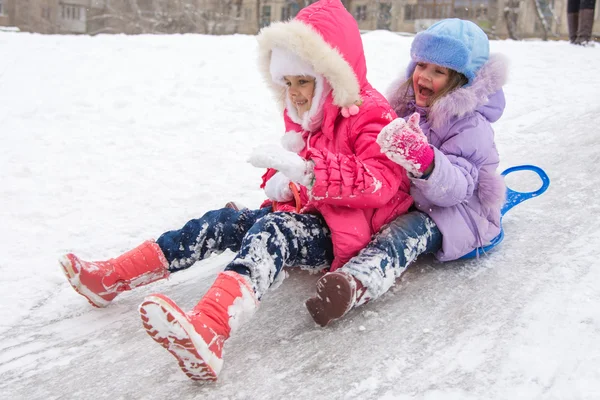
[{"left": 59, "top": 0, "right": 411, "bottom": 382}]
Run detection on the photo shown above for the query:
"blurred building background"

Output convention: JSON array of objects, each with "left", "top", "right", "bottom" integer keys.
[{"left": 0, "top": 0, "right": 597, "bottom": 41}]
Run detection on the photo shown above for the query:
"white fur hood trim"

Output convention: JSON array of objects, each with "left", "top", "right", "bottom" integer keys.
[{"left": 257, "top": 19, "right": 361, "bottom": 109}]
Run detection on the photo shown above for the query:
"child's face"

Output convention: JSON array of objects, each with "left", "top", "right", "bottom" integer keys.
[
  {"left": 412, "top": 62, "right": 451, "bottom": 107},
  {"left": 284, "top": 75, "right": 316, "bottom": 118}
]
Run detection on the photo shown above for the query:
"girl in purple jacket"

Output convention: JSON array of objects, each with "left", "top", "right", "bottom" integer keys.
[{"left": 305, "top": 18, "right": 509, "bottom": 327}]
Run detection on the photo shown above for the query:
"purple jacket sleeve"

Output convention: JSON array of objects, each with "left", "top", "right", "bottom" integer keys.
[{"left": 411, "top": 117, "right": 495, "bottom": 207}]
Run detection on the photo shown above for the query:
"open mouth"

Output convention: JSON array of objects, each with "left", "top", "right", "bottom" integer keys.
[{"left": 418, "top": 85, "right": 434, "bottom": 97}]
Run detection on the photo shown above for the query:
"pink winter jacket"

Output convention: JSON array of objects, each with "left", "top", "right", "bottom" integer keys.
[{"left": 257, "top": 0, "right": 413, "bottom": 270}]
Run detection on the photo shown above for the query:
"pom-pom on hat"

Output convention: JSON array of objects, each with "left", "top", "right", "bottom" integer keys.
[{"left": 408, "top": 19, "right": 490, "bottom": 86}]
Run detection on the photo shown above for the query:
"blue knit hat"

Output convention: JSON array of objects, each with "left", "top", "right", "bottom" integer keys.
[{"left": 408, "top": 19, "right": 490, "bottom": 86}]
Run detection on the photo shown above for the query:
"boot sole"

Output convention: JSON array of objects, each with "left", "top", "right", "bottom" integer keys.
[
  {"left": 305, "top": 273, "right": 355, "bottom": 327},
  {"left": 59, "top": 255, "right": 109, "bottom": 308},
  {"left": 139, "top": 294, "right": 221, "bottom": 382}
]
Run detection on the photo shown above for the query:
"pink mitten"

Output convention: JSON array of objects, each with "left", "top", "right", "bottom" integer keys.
[{"left": 376, "top": 112, "right": 434, "bottom": 177}]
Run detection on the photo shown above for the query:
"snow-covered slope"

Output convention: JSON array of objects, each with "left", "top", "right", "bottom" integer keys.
[{"left": 1, "top": 31, "right": 599, "bottom": 399}]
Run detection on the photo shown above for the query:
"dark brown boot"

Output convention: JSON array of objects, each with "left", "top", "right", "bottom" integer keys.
[
  {"left": 568, "top": 12, "right": 579, "bottom": 43},
  {"left": 305, "top": 271, "right": 365, "bottom": 327},
  {"left": 224, "top": 201, "right": 246, "bottom": 211},
  {"left": 576, "top": 8, "right": 596, "bottom": 45}
]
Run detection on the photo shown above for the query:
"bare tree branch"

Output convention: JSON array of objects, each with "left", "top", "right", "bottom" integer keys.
[
  {"left": 92, "top": 0, "right": 244, "bottom": 35},
  {"left": 532, "top": 0, "right": 550, "bottom": 40}
]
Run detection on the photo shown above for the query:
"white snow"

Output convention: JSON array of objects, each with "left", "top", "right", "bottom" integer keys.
[{"left": 1, "top": 30, "right": 600, "bottom": 399}]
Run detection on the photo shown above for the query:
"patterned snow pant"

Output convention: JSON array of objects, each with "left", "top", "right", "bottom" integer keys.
[
  {"left": 339, "top": 211, "right": 442, "bottom": 306},
  {"left": 157, "top": 207, "right": 334, "bottom": 299},
  {"left": 157, "top": 207, "right": 442, "bottom": 304}
]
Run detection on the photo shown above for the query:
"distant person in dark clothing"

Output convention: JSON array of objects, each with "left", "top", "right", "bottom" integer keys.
[{"left": 568, "top": 0, "right": 597, "bottom": 45}]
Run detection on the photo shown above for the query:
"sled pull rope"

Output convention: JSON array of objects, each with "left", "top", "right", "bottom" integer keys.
[
  {"left": 290, "top": 182, "right": 302, "bottom": 213},
  {"left": 272, "top": 182, "right": 302, "bottom": 213}
]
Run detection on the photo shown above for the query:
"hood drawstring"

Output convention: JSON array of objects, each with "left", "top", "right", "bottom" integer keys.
[{"left": 305, "top": 131, "right": 313, "bottom": 151}]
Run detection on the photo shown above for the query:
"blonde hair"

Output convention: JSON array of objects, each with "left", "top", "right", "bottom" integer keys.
[{"left": 395, "top": 69, "right": 468, "bottom": 116}]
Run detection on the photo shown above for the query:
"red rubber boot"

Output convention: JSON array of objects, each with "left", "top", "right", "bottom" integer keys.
[
  {"left": 139, "top": 271, "right": 258, "bottom": 381},
  {"left": 60, "top": 240, "right": 169, "bottom": 307}
]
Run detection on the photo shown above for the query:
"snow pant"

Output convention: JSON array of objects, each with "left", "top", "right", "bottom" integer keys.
[
  {"left": 339, "top": 211, "right": 442, "bottom": 305},
  {"left": 157, "top": 207, "right": 334, "bottom": 299},
  {"left": 568, "top": 0, "right": 597, "bottom": 43}
]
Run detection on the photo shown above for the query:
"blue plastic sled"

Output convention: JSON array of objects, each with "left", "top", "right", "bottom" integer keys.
[{"left": 460, "top": 165, "right": 550, "bottom": 259}]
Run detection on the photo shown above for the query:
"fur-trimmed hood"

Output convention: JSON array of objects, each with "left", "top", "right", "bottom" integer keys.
[
  {"left": 386, "top": 53, "right": 509, "bottom": 131},
  {"left": 256, "top": 0, "right": 365, "bottom": 111}
]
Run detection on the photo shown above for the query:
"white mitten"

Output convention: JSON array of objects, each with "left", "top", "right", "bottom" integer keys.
[
  {"left": 248, "top": 144, "right": 314, "bottom": 187},
  {"left": 264, "top": 172, "right": 294, "bottom": 202}
]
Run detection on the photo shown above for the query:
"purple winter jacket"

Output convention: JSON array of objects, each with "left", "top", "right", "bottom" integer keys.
[{"left": 386, "top": 54, "right": 509, "bottom": 261}]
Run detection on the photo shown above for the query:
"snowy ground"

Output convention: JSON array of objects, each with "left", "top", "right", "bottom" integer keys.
[{"left": 1, "top": 31, "right": 599, "bottom": 399}]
